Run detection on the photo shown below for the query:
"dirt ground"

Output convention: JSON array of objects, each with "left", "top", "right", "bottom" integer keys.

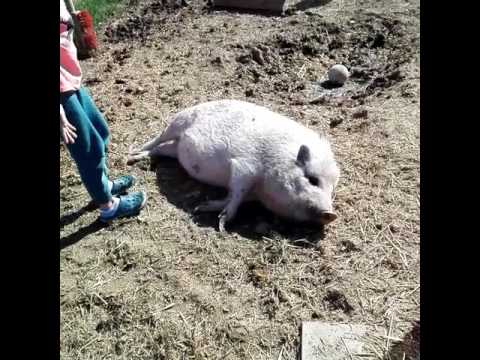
[{"left": 60, "top": 0, "right": 420, "bottom": 359}]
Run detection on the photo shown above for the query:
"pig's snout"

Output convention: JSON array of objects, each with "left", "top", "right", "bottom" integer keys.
[{"left": 307, "top": 206, "right": 337, "bottom": 225}]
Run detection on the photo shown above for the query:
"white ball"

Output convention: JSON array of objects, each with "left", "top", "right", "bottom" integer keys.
[{"left": 328, "top": 64, "right": 350, "bottom": 85}]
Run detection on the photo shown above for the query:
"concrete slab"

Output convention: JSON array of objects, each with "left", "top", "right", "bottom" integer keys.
[{"left": 301, "top": 322, "right": 368, "bottom": 360}]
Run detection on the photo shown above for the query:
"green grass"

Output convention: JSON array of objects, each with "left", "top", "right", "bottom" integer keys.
[{"left": 74, "top": 0, "right": 127, "bottom": 26}]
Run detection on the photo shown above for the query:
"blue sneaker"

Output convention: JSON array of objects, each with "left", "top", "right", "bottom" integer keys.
[
  {"left": 111, "top": 175, "right": 136, "bottom": 196},
  {"left": 100, "top": 191, "right": 147, "bottom": 223}
]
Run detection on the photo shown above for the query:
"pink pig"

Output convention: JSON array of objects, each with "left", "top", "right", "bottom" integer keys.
[{"left": 128, "top": 100, "right": 340, "bottom": 232}]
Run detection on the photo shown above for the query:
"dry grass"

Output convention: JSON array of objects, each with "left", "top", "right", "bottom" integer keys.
[{"left": 60, "top": 1, "right": 420, "bottom": 359}]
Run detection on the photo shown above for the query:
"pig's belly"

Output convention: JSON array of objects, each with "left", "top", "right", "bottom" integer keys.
[{"left": 177, "top": 138, "right": 231, "bottom": 188}]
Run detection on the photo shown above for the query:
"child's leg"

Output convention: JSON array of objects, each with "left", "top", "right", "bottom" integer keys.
[
  {"left": 76, "top": 87, "right": 111, "bottom": 178},
  {"left": 76, "top": 87, "right": 110, "bottom": 146},
  {"left": 61, "top": 91, "right": 112, "bottom": 205}
]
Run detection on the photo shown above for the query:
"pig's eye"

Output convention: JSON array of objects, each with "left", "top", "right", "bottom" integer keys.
[{"left": 307, "top": 176, "right": 320, "bottom": 187}]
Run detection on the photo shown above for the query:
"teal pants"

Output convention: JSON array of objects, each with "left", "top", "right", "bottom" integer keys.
[{"left": 61, "top": 87, "right": 112, "bottom": 205}]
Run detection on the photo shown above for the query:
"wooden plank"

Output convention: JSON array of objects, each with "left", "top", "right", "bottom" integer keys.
[{"left": 212, "top": 0, "right": 290, "bottom": 13}]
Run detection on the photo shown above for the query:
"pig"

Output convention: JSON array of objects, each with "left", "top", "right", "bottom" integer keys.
[{"left": 127, "top": 100, "right": 340, "bottom": 232}]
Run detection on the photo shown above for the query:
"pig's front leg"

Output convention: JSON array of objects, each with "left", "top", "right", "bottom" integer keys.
[{"left": 218, "top": 158, "right": 257, "bottom": 233}]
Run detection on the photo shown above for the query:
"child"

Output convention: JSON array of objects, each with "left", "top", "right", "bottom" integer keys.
[{"left": 60, "top": 0, "right": 147, "bottom": 222}]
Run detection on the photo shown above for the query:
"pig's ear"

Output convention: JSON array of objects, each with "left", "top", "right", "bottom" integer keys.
[{"left": 296, "top": 145, "right": 311, "bottom": 167}]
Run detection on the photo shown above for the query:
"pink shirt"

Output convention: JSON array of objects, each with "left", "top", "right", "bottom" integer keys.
[{"left": 60, "top": 0, "right": 82, "bottom": 93}]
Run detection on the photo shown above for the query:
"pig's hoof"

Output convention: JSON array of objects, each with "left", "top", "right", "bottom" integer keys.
[
  {"left": 218, "top": 210, "right": 228, "bottom": 233},
  {"left": 218, "top": 222, "right": 226, "bottom": 233}
]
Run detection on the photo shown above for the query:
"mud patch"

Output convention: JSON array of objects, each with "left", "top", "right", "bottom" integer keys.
[
  {"left": 324, "top": 289, "right": 354, "bottom": 314},
  {"left": 104, "top": 0, "right": 187, "bottom": 43},
  {"left": 231, "top": 12, "right": 417, "bottom": 106}
]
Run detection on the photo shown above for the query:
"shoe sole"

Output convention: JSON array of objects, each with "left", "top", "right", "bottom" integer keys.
[{"left": 100, "top": 191, "right": 148, "bottom": 223}]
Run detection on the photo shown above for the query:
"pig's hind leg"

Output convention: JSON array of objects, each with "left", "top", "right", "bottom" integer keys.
[
  {"left": 127, "top": 140, "right": 178, "bottom": 165},
  {"left": 128, "top": 111, "right": 195, "bottom": 160},
  {"left": 151, "top": 140, "right": 178, "bottom": 158}
]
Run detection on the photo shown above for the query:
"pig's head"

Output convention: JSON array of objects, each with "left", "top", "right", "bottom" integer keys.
[
  {"left": 292, "top": 144, "right": 340, "bottom": 224},
  {"left": 260, "top": 141, "right": 340, "bottom": 226}
]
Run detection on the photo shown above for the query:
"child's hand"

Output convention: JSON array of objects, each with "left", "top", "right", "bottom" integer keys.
[{"left": 60, "top": 105, "right": 77, "bottom": 145}]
